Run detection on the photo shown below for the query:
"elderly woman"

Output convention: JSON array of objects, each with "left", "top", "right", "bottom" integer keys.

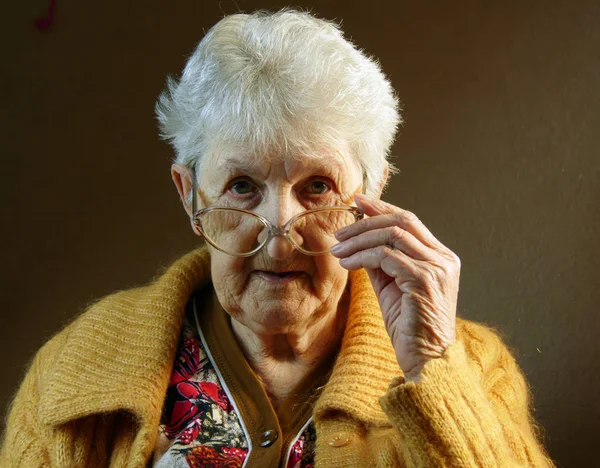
[{"left": 1, "top": 9, "right": 553, "bottom": 468}]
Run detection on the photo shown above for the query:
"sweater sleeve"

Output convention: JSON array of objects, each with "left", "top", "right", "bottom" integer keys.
[
  {"left": 0, "top": 325, "right": 73, "bottom": 467},
  {"left": 0, "top": 351, "right": 52, "bottom": 467},
  {"left": 378, "top": 321, "right": 554, "bottom": 467}
]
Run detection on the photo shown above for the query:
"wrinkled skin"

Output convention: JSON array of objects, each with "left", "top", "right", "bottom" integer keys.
[
  {"left": 187, "top": 150, "right": 362, "bottom": 339},
  {"left": 331, "top": 195, "right": 460, "bottom": 381},
  {"left": 172, "top": 149, "right": 362, "bottom": 404},
  {"left": 172, "top": 148, "right": 460, "bottom": 395}
]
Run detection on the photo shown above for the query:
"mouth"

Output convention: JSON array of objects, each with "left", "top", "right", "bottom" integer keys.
[{"left": 254, "top": 270, "right": 306, "bottom": 284}]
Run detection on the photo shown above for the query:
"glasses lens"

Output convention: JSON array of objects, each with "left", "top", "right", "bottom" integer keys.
[
  {"left": 199, "top": 209, "right": 267, "bottom": 255},
  {"left": 290, "top": 209, "right": 357, "bottom": 254}
]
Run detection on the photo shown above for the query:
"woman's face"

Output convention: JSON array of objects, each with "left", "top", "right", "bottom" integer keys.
[{"left": 194, "top": 148, "right": 363, "bottom": 335}]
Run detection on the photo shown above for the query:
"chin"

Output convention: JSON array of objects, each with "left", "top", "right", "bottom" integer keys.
[{"left": 250, "top": 294, "right": 312, "bottom": 332}]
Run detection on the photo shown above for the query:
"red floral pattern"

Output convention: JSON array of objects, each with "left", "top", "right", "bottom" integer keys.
[{"left": 154, "top": 308, "right": 315, "bottom": 467}]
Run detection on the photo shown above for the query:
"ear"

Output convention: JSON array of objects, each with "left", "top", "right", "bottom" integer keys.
[
  {"left": 171, "top": 163, "right": 195, "bottom": 218},
  {"left": 373, "top": 163, "right": 390, "bottom": 199}
]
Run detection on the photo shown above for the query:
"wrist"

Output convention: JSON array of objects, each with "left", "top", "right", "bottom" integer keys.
[{"left": 402, "top": 364, "right": 425, "bottom": 383}]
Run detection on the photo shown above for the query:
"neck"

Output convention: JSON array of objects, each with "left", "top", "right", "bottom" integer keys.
[{"left": 230, "top": 290, "right": 349, "bottom": 410}]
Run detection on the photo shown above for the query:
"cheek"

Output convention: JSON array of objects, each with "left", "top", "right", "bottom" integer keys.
[
  {"left": 313, "top": 256, "right": 349, "bottom": 297},
  {"left": 211, "top": 253, "right": 248, "bottom": 296}
]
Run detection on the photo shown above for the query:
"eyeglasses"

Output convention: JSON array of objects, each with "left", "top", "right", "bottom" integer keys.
[
  {"left": 190, "top": 169, "right": 364, "bottom": 257},
  {"left": 192, "top": 205, "right": 364, "bottom": 257}
]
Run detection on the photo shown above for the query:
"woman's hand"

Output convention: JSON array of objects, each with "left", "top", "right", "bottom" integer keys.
[{"left": 331, "top": 194, "right": 461, "bottom": 382}]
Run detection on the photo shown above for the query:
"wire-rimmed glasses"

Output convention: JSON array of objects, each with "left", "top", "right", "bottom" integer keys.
[
  {"left": 190, "top": 171, "right": 364, "bottom": 257},
  {"left": 192, "top": 205, "right": 364, "bottom": 257}
]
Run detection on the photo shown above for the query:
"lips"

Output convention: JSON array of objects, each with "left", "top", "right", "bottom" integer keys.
[{"left": 254, "top": 270, "right": 305, "bottom": 284}]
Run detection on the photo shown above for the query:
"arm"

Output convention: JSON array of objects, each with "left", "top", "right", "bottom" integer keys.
[
  {"left": 0, "top": 351, "right": 52, "bottom": 467},
  {"left": 0, "top": 323, "right": 74, "bottom": 467},
  {"left": 379, "top": 321, "right": 554, "bottom": 467},
  {"left": 333, "top": 196, "right": 553, "bottom": 466}
]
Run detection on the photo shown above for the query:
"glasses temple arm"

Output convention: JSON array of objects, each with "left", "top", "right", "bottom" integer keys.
[{"left": 191, "top": 167, "right": 198, "bottom": 218}]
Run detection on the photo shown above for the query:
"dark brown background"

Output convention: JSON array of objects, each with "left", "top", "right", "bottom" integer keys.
[{"left": 2, "top": 1, "right": 599, "bottom": 466}]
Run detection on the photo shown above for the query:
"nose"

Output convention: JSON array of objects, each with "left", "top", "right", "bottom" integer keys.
[
  {"left": 265, "top": 234, "right": 295, "bottom": 260},
  {"left": 261, "top": 196, "right": 297, "bottom": 260}
]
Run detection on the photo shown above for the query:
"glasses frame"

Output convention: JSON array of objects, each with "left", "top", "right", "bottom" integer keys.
[{"left": 191, "top": 171, "right": 364, "bottom": 257}]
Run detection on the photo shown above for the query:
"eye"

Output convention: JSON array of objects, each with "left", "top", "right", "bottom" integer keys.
[
  {"left": 228, "top": 179, "right": 257, "bottom": 196},
  {"left": 307, "top": 180, "right": 331, "bottom": 195}
]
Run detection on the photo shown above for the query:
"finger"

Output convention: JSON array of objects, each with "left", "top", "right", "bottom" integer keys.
[
  {"left": 336, "top": 213, "right": 400, "bottom": 241},
  {"left": 336, "top": 208, "right": 441, "bottom": 252},
  {"left": 331, "top": 226, "right": 436, "bottom": 262},
  {"left": 355, "top": 193, "right": 400, "bottom": 215},
  {"left": 339, "top": 245, "right": 420, "bottom": 278},
  {"left": 346, "top": 194, "right": 443, "bottom": 249},
  {"left": 355, "top": 194, "right": 441, "bottom": 247}
]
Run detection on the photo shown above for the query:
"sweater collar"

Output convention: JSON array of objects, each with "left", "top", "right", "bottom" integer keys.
[
  {"left": 38, "top": 247, "right": 212, "bottom": 427},
  {"left": 314, "top": 268, "right": 402, "bottom": 426},
  {"left": 39, "top": 248, "right": 400, "bottom": 428}
]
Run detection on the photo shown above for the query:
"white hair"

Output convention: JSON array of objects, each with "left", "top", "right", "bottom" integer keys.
[{"left": 155, "top": 8, "right": 401, "bottom": 198}]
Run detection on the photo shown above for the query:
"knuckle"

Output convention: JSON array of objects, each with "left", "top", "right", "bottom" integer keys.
[
  {"left": 378, "top": 245, "right": 394, "bottom": 257},
  {"left": 436, "top": 257, "right": 460, "bottom": 279},
  {"left": 393, "top": 212, "right": 406, "bottom": 224},
  {"left": 443, "top": 251, "right": 461, "bottom": 270},
  {"left": 403, "top": 210, "right": 419, "bottom": 224},
  {"left": 389, "top": 226, "right": 406, "bottom": 243}
]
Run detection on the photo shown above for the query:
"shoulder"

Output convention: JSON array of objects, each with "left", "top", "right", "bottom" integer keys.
[
  {"left": 22, "top": 285, "right": 151, "bottom": 378},
  {"left": 32, "top": 246, "right": 213, "bottom": 366},
  {"left": 457, "top": 316, "right": 509, "bottom": 347}
]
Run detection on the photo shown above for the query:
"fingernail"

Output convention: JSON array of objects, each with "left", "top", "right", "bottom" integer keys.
[{"left": 330, "top": 243, "right": 342, "bottom": 254}]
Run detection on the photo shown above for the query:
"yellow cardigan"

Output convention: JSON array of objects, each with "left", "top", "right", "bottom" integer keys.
[{"left": 0, "top": 247, "right": 554, "bottom": 467}]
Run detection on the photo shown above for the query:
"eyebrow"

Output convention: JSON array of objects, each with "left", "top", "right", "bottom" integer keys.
[
  {"left": 299, "top": 159, "right": 346, "bottom": 173},
  {"left": 214, "top": 156, "right": 265, "bottom": 174}
]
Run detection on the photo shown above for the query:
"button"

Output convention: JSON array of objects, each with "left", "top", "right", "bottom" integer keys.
[
  {"left": 259, "top": 429, "right": 279, "bottom": 447},
  {"left": 328, "top": 433, "right": 350, "bottom": 447}
]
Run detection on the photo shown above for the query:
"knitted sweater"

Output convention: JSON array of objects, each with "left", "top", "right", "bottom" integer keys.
[{"left": 0, "top": 247, "right": 554, "bottom": 467}]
